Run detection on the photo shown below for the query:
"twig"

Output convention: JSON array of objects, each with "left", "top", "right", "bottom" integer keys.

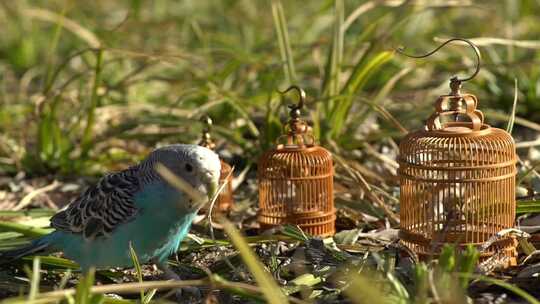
[
  {"left": 14, "top": 180, "right": 60, "bottom": 211},
  {"left": 436, "top": 36, "right": 540, "bottom": 50},
  {"left": 484, "top": 109, "right": 540, "bottom": 133},
  {"left": 516, "top": 138, "right": 540, "bottom": 149},
  {"left": 5, "top": 275, "right": 308, "bottom": 304},
  {"left": 207, "top": 166, "right": 238, "bottom": 274},
  {"left": 22, "top": 8, "right": 101, "bottom": 48},
  {"left": 428, "top": 269, "right": 441, "bottom": 304}
]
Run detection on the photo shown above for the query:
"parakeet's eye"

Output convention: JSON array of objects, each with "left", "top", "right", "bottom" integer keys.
[{"left": 185, "top": 163, "right": 193, "bottom": 172}]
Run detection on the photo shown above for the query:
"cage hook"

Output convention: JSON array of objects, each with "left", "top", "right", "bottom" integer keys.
[
  {"left": 277, "top": 85, "right": 306, "bottom": 118},
  {"left": 199, "top": 115, "right": 215, "bottom": 150},
  {"left": 201, "top": 115, "right": 213, "bottom": 132},
  {"left": 396, "top": 38, "right": 481, "bottom": 95}
]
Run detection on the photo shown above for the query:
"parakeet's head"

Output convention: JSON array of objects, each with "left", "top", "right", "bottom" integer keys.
[{"left": 146, "top": 144, "right": 221, "bottom": 210}]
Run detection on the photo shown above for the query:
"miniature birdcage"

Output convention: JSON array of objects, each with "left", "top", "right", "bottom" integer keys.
[
  {"left": 398, "top": 39, "right": 517, "bottom": 262},
  {"left": 258, "top": 86, "right": 335, "bottom": 237},
  {"left": 198, "top": 116, "right": 234, "bottom": 213}
]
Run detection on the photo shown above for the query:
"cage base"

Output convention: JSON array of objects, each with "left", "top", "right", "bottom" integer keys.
[
  {"left": 259, "top": 218, "right": 335, "bottom": 238},
  {"left": 400, "top": 237, "right": 518, "bottom": 268}
]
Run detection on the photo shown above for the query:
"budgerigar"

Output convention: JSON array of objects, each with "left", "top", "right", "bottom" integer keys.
[{"left": 0, "top": 144, "right": 220, "bottom": 276}]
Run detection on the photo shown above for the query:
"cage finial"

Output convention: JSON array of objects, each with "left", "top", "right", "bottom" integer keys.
[
  {"left": 277, "top": 85, "right": 306, "bottom": 114},
  {"left": 396, "top": 38, "right": 481, "bottom": 95},
  {"left": 397, "top": 39, "right": 517, "bottom": 266},
  {"left": 198, "top": 115, "right": 216, "bottom": 150},
  {"left": 275, "top": 85, "right": 313, "bottom": 147},
  {"left": 258, "top": 85, "right": 335, "bottom": 236},
  {"left": 196, "top": 115, "right": 234, "bottom": 213}
]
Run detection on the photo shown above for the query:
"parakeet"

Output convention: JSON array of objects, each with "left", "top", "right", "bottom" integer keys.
[{"left": 0, "top": 144, "right": 221, "bottom": 272}]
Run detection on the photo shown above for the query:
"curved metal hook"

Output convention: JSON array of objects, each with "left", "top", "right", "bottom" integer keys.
[
  {"left": 201, "top": 115, "right": 213, "bottom": 126},
  {"left": 200, "top": 115, "right": 213, "bottom": 131},
  {"left": 396, "top": 38, "right": 481, "bottom": 83},
  {"left": 277, "top": 85, "right": 306, "bottom": 111},
  {"left": 198, "top": 115, "right": 216, "bottom": 149}
]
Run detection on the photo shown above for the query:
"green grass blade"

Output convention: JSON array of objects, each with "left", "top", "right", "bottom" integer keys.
[
  {"left": 329, "top": 51, "right": 394, "bottom": 138},
  {"left": 81, "top": 49, "right": 103, "bottom": 157},
  {"left": 75, "top": 268, "right": 96, "bottom": 304},
  {"left": 220, "top": 216, "right": 289, "bottom": 304},
  {"left": 37, "top": 112, "right": 54, "bottom": 162},
  {"left": 42, "top": 4, "right": 67, "bottom": 92},
  {"left": 343, "top": 2, "right": 376, "bottom": 31},
  {"left": 282, "top": 273, "right": 322, "bottom": 295},
  {"left": 142, "top": 289, "right": 157, "bottom": 304},
  {"left": 0, "top": 209, "right": 56, "bottom": 218},
  {"left": 457, "top": 245, "right": 479, "bottom": 289},
  {"left": 343, "top": 272, "right": 388, "bottom": 304},
  {"left": 262, "top": 93, "right": 284, "bottom": 150},
  {"left": 22, "top": 8, "right": 101, "bottom": 48},
  {"left": 386, "top": 272, "right": 409, "bottom": 301},
  {"left": 413, "top": 263, "right": 429, "bottom": 303},
  {"left": 271, "top": 0, "right": 296, "bottom": 84},
  {"left": 321, "top": 0, "right": 344, "bottom": 100},
  {"left": 506, "top": 78, "right": 518, "bottom": 134},
  {"left": 371, "top": 67, "right": 411, "bottom": 106},
  {"left": 342, "top": 50, "right": 394, "bottom": 96},
  {"left": 28, "top": 257, "right": 41, "bottom": 301},
  {"left": 517, "top": 199, "right": 540, "bottom": 214},
  {"left": 0, "top": 221, "right": 51, "bottom": 238},
  {"left": 280, "top": 224, "right": 309, "bottom": 241},
  {"left": 0, "top": 232, "right": 23, "bottom": 240},
  {"left": 58, "top": 269, "right": 73, "bottom": 290},
  {"left": 517, "top": 162, "right": 540, "bottom": 186},
  {"left": 473, "top": 275, "right": 540, "bottom": 304},
  {"left": 23, "top": 255, "right": 80, "bottom": 269},
  {"left": 128, "top": 242, "right": 150, "bottom": 303}
]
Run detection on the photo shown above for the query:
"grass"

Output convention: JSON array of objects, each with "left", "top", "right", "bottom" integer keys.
[{"left": 0, "top": 0, "right": 540, "bottom": 303}]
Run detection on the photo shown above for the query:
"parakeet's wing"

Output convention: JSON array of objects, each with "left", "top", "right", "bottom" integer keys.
[{"left": 50, "top": 167, "right": 141, "bottom": 239}]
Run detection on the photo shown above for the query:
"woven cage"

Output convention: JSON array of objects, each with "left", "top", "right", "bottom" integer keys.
[
  {"left": 399, "top": 80, "right": 517, "bottom": 262},
  {"left": 198, "top": 116, "right": 234, "bottom": 214},
  {"left": 217, "top": 160, "right": 234, "bottom": 212},
  {"left": 258, "top": 87, "right": 335, "bottom": 237}
]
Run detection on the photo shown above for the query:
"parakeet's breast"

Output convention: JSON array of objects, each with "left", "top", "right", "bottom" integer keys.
[{"left": 53, "top": 182, "right": 197, "bottom": 270}]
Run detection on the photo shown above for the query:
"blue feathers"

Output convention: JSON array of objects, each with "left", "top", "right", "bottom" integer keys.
[
  {"left": 0, "top": 233, "right": 56, "bottom": 264},
  {"left": 0, "top": 144, "right": 221, "bottom": 271}
]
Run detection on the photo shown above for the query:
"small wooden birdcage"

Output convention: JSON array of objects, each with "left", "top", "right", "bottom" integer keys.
[
  {"left": 398, "top": 39, "right": 517, "bottom": 262},
  {"left": 258, "top": 86, "right": 335, "bottom": 237},
  {"left": 198, "top": 116, "right": 234, "bottom": 213}
]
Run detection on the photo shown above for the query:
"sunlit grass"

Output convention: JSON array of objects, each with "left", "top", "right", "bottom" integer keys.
[{"left": 0, "top": 0, "right": 539, "bottom": 303}]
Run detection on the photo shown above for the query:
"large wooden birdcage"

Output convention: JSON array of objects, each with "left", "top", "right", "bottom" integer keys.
[
  {"left": 198, "top": 116, "right": 234, "bottom": 213},
  {"left": 399, "top": 77, "right": 517, "bottom": 262},
  {"left": 258, "top": 86, "right": 335, "bottom": 237}
]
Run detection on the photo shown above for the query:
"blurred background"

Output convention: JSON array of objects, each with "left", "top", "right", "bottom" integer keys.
[{"left": 0, "top": 0, "right": 538, "bottom": 181}]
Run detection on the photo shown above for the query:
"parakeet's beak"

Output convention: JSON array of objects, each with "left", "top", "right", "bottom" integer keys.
[
  {"left": 154, "top": 164, "right": 209, "bottom": 208},
  {"left": 191, "top": 174, "right": 219, "bottom": 210},
  {"left": 196, "top": 178, "right": 219, "bottom": 211}
]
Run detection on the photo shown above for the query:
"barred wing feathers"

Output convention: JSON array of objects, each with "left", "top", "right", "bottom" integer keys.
[{"left": 50, "top": 168, "right": 140, "bottom": 239}]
